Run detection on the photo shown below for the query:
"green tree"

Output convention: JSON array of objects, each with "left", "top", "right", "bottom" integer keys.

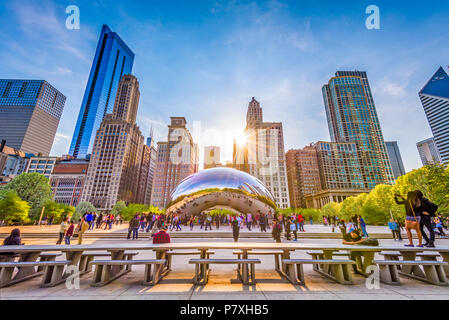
[
  {"left": 320, "top": 202, "right": 341, "bottom": 219},
  {"left": 111, "top": 201, "right": 127, "bottom": 216},
  {"left": 42, "top": 201, "right": 75, "bottom": 223},
  {"left": 73, "top": 202, "right": 97, "bottom": 222},
  {"left": 121, "top": 204, "right": 148, "bottom": 221},
  {"left": 361, "top": 204, "right": 387, "bottom": 226},
  {"left": 0, "top": 190, "right": 30, "bottom": 225},
  {"left": 1, "top": 173, "right": 52, "bottom": 220}
]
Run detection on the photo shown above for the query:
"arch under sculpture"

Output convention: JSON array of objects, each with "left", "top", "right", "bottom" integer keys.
[{"left": 166, "top": 168, "right": 277, "bottom": 216}]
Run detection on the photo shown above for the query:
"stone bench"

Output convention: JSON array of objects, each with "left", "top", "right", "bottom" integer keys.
[
  {"left": 166, "top": 250, "right": 215, "bottom": 270},
  {"left": 283, "top": 259, "right": 355, "bottom": 285},
  {"left": 189, "top": 259, "right": 261, "bottom": 285},
  {"left": 89, "top": 259, "right": 166, "bottom": 287},
  {"left": 416, "top": 252, "right": 440, "bottom": 261},
  {"left": 233, "top": 250, "right": 283, "bottom": 271},
  {"left": 373, "top": 260, "right": 448, "bottom": 286},
  {"left": 380, "top": 252, "right": 402, "bottom": 270},
  {"left": 37, "top": 253, "right": 62, "bottom": 272},
  {"left": 0, "top": 260, "right": 72, "bottom": 288}
]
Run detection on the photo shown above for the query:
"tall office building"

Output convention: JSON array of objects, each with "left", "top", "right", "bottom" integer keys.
[
  {"left": 417, "top": 137, "right": 442, "bottom": 166},
  {"left": 385, "top": 141, "right": 406, "bottom": 179},
  {"left": 81, "top": 75, "right": 144, "bottom": 211},
  {"left": 136, "top": 136, "right": 158, "bottom": 206},
  {"left": 69, "top": 25, "right": 135, "bottom": 159},
  {"left": 419, "top": 66, "right": 449, "bottom": 164},
  {"left": 204, "top": 146, "right": 221, "bottom": 169},
  {"left": 0, "top": 80, "right": 66, "bottom": 156},
  {"left": 151, "top": 117, "right": 199, "bottom": 208},
  {"left": 244, "top": 98, "right": 290, "bottom": 209},
  {"left": 322, "top": 71, "right": 395, "bottom": 188},
  {"left": 285, "top": 146, "right": 321, "bottom": 209}
]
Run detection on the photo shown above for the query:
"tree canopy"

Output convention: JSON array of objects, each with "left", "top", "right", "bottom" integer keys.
[{"left": 0, "top": 190, "right": 30, "bottom": 225}]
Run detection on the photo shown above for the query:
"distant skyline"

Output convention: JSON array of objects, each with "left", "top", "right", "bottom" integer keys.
[{"left": 1, "top": 0, "right": 448, "bottom": 172}]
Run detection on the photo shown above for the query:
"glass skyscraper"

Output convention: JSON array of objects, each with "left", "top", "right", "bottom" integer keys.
[
  {"left": 322, "top": 71, "right": 395, "bottom": 189},
  {"left": 385, "top": 141, "right": 406, "bottom": 180},
  {"left": 419, "top": 67, "right": 449, "bottom": 164},
  {"left": 0, "top": 79, "right": 66, "bottom": 156},
  {"left": 69, "top": 25, "right": 134, "bottom": 159}
]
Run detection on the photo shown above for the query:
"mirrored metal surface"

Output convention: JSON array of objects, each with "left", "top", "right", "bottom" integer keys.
[{"left": 167, "top": 168, "right": 276, "bottom": 215}]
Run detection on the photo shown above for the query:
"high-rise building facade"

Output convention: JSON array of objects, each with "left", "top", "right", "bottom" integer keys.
[
  {"left": 244, "top": 98, "right": 290, "bottom": 209},
  {"left": 81, "top": 75, "right": 144, "bottom": 211},
  {"left": 385, "top": 141, "right": 406, "bottom": 179},
  {"left": 69, "top": 25, "right": 135, "bottom": 159},
  {"left": 26, "top": 156, "right": 57, "bottom": 180},
  {"left": 419, "top": 67, "right": 449, "bottom": 164},
  {"left": 0, "top": 143, "right": 32, "bottom": 184},
  {"left": 285, "top": 146, "right": 321, "bottom": 209},
  {"left": 417, "top": 137, "right": 442, "bottom": 166},
  {"left": 136, "top": 137, "right": 158, "bottom": 206},
  {"left": 0, "top": 80, "right": 66, "bottom": 156},
  {"left": 204, "top": 146, "right": 221, "bottom": 169},
  {"left": 151, "top": 117, "right": 199, "bottom": 209},
  {"left": 323, "top": 71, "right": 395, "bottom": 188},
  {"left": 50, "top": 158, "right": 89, "bottom": 207}
]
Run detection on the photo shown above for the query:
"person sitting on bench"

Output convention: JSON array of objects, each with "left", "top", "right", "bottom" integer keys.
[{"left": 342, "top": 229, "right": 379, "bottom": 273}]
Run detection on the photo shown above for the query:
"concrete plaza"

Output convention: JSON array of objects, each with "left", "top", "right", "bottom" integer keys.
[{"left": 1, "top": 224, "right": 449, "bottom": 300}]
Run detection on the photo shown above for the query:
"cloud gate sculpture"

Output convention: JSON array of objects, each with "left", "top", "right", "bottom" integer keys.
[{"left": 166, "top": 168, "right": 277, "bottom": 216}]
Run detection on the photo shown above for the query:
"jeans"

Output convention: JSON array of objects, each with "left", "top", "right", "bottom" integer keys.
[
  {"left": 247, "top": 222, "right": 252, "bottom": 231},
  {"left": 56, "top": 232, "right": 64, "bottom": 245},
  {"left": 65, "top": 236, "right": 71, "bottom": 245},
  {"left": 420, "top": 216, "right": 435, "bottom": 244},
  {"left": 361, "top": 226, "right": 369, "bottom": 237},
  {"left": 260, "top": 224, "right": 266, "bottom": 232}
]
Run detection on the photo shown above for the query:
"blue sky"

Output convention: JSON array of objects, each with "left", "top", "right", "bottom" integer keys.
[{"left": 1, "top": 0, "right": 448, "bottom": 171}]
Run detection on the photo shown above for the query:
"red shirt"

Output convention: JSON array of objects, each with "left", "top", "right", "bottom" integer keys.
[{"left": 153, "top": 231, "right": 171, "bottom": 244}]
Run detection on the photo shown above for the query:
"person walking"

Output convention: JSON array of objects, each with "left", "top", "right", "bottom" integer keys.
[
  {"left": 56, "top": 218, "right": 69, "bottom": 245},
  {"left": 65, "top": 221, "right": 75, "bottom": 245},
  {"left": 435, "top": 217, "right": 446, "bottom": 237},
  {"left": 272, "top": 220, "right": 282, "bottom": 243},
  {"left": 358, "top": 216, "right": 369, "bottom": 238},
  {"left": 232, "top": 218, "right": 240, "bottom": 242},
  {"left": 189, "top": 215, "right": 195, "bottom": 231},
  {"left": 415, "top": 190, "right": 438, "bottom": 248},
  {"left": 298, "top": 214, "right": 305, "bottom": 232},
  {"left": 291, "top": 218, "right": 298, "bottom": 241},
  {"left": 395, "top": 191, "right": 423, "bottom": 247},
  {"left": 247, "top": 213, "right": 252, "bottom": 231}
]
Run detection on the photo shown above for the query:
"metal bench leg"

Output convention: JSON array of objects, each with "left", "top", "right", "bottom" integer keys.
[
  {"left": 242, "top": 263, "right": 249, "bottom": 284},
  {"left": 143, "top": 264, "right": 152, "bottom": 285},
  {"left": 250, "top": 264, "right": 256, "bottom": 284},
  {"left": 274, "top": 255, "right": 280, "bottom": 271},
  {"left": 0, "top": 267, "right": 15, "bottom": 288}
]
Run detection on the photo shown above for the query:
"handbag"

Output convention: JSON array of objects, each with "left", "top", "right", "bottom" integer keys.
[{"left": 406, "top": 200, "right": 419, "bottom": 229}]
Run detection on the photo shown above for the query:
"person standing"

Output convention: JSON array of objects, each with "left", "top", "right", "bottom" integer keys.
[
  {"left": 56, "top": 218, "right": 69, "bottom": 245},
  {"left": 65, "top": 221, "right": 75, "bottom": 245},
  {"left": 291, "top": 218, "right": 298, "bottom": 241},
  {"left": 127, "top": 216, "right": 140, "bottom": 240},
  {"left": 77, "top": 218, "right": 89, "bottom": 245},
  {"left": 232, "top": 218, "right": 240, "bottom": 242},
  {"left": 205, "top": 215, "right": 212, "bottom": 231},
  {"left": 339, "top": 219, "right": 347, "bottom": 237},
  {"left": 272, "top": 220, "right": 282, "bottom": 243},
  {"left": 395, "top": 192, "right": 423, "bottom": 247},
  {"left": 435, "top": 217, "right": 446, "bottom": 237},
  {"left": 259, "top": 213, "right": 267, "bottom": 232},
  {"left": 298, "top": 214, "right": 305, "bottom": 232},
  {"left": 415, "top": 190, "right": 438, "bottom": 248},
  {"left": 247, "top": 213, "right": 252, "bottom": 231},
  {"left": 388, "top": 219, "right": 398, "bottom": 240},
  {"left": 189, "top": 215, "right": 195, "bottom": 231}
]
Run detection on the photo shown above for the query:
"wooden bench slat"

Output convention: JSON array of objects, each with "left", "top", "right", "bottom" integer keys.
[
  {"left": 283, "top": 259, "right": 355, "bottom": 265},
  {"left": 90, "top": 259, "right": 165, "bottom": 265},
  {"left": 189, "top": 259, "right": 261, "bottom": 264},
  {"left": 0, "top": 261, "right": 71, "bottom": 267},
  {"left": 374, "top": 260, "right": 448, "bottom": 266}
]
